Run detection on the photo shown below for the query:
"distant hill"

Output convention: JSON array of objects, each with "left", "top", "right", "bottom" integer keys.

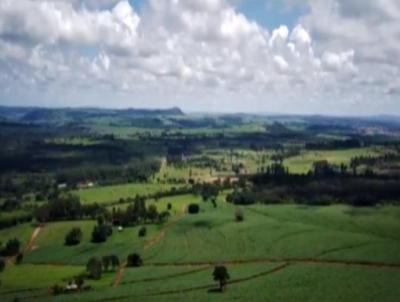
[{"left": 0, "top": 106, "right": 184, "bottom": 125}]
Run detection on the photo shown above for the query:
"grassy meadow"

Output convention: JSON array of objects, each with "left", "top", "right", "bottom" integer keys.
[{"left": 2, "top": 201, "right": 400, "bottom": 302}]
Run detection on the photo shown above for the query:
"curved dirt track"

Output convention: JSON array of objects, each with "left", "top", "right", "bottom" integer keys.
[
  {"left": 97, "top": 263, "right": 290, "bottom": 302},
  {"left": 113, "top": 262, "right": 127, "bottom": 287},
  {"left": 113, "top": 206, "right": 188, "bottom": 287},
  {"left": 24, "top": 225, "right": 43, "bottom": 254},
  {"left": 144, "top": 205, "right": 187, "bottom": 250}
]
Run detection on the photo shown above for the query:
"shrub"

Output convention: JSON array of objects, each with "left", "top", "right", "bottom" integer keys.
[
  {"left": 1, "top": 238, "right": 20, "bottom": 256},
  {"left": 127, "top": 253, "right": 143, "bottom": 267},
  {"left": 188, "top": 203, "right": 200, "bottom": 214},
  {"left": 65, "top": 227, "right": 82, "bottom": 246},
  {"left": 86, "top": 257, "right": 102, "bottom": 280},
  {"left": 110, "top": 255, "right": 120, "bottom": 270},
  {"left": 159, "top": 211, "right": 170, "bottom": 223},
  {"left": 50, "top": 284, "right": 64, "bottom": 296},
  {"left": 74, "top": 275, "right": 85, "bottom": 290},
  {"left": 102, "top": 256, "right": 111, "bottom": 271},
  {"left": 138, "top": 226, "right": 147, "bottom": 237},
  {"left": 147, "top": 205, "right": 159, "bottom": 222},
  {"left": 235, "top": 209, "right": 244, "bottom": 222}
]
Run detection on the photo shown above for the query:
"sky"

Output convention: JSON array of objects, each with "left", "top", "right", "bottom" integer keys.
[{"left": 0, "top": 0, "right": 399, "bottom": 115}]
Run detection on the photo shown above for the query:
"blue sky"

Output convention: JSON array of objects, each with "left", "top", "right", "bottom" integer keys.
[{"left": 235, "top": 0, "right": 307, "bottom": 30}]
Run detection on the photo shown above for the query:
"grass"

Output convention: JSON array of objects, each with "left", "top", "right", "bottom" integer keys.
[
  {"left": 0, "top": 223, "right": 34, "bottom": 250},
  {"left": 284, "top": 147, "right": 385, "bottom": 173},
  {"left": 72, "top": 183, "right": 185, "bottom": 205},
  {"left": 143, "top": 203, "right": 400, "bottom": 264},
  {"left": 24, "top": 221, "right": 160, "bottom": 265},
  {"left": 2, "top": 201, "right": 400, "bottom": 302}
]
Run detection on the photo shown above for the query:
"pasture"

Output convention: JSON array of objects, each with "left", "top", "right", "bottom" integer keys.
[
  {"left": 72, "top": 183, "right": 185, "bottom": 205},
  {"left": 284, "top": 147, "right": 385, "bottom": 173},
  {"left": 2, "top": 201, "right": 399, "bottom": 302}
]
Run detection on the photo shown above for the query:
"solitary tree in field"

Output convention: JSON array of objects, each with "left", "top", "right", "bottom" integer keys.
[
  {"left": 213, "top": 266, "right": 230, "bottom": 292},
  {"left": 127, "top": 253, "right": 143, "bottom": 267},
  {"left": 235, "top": 209, "right": 244, "bottom": 222},
  {"left": 188, "top": 203, "right": 200, "bottom": 214},
  {"left": 138, "top": 226, "right": 147, "bottom": 237},
  {"left": 65, "top": 227, "right": 82, "bottom": 246},
  {"left": 147, "top": 205, "right": 159, "bottom": 222}
]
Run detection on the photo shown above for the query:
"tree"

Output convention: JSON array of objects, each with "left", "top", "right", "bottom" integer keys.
[
  {"left": 86, "top": 257, "right": 102, "bottom": 280},
  {"left": 138, "top": 226, "right": 147, "bottom": 237},
  {"left": 147, "top": 205, "right": 159, "bottom": 222},
  {"left": 158, "top": 211, "right": 170, "bottom": 223},
  {"left": 91, "top": 218, "right": 112, "bottom": 243},
  {"left": 200, "top": 183, "right": 219, "bottom": 202},
  {"left": 235, "top": 209, "right": 244, "bottom": 222},
  {"left": 109, "top": 255, "right": 120, "bottom": 270},
  {"left": 188, "top": 203, "right": 200, "bottom": 214},
  {"left": 127, "top": 253, "right": 143, "bottom": 267},
  {"left": 74, "top": 275, "right": 85, "bottom": 291},
  {"left": 65, "top": 227, "right": 83, "bottom": 246},
  {"left": 91, "top": 225, "right": 108, "bottom": 243},
  {"left": 213, "top": 266, "right": 230, "bottom": 292},
  {"left": 35, "top": 194, "right": 82, "bottom": 223},
  {"left": 102, "top": 256, "right": 111, "bottom": 271},
  {"left": 1, "top": 238, "right": 20, "bottom": 256}
]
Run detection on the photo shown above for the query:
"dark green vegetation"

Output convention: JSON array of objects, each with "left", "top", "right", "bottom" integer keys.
[{"left": 1, "top": 106, "right": 400, "bottom": 301}]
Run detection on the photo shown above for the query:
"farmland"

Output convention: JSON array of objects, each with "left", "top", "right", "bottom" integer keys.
[
  {"left": 1, "top": 203, "right": 400, "bottom": 301},
  {"left": 1, "top": 107, "right": 400, "bottom": 301},
  {"left": 73, "top": 183, "right": 186, "bottom": 205}
]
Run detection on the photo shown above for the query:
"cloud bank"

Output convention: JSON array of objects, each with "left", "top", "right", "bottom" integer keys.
[{"left": 0, "top": 0, "right": 398, "bottom": 114}]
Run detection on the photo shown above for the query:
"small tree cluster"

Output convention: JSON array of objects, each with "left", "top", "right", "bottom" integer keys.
[
  {"left": 86, "top": 257, "right": 102, "bottom": 280},
  {"left": 102, "top": 255, "right": 120, "bottom": 271},
  {"left": 65, "top": 227, "right": 83, "bottom": 246},
  {"left": 1, "top": 238, "right": 20, "bottom": 256},
  {"left": 91, "top": 217, "right": 112, "bottom": 243}
]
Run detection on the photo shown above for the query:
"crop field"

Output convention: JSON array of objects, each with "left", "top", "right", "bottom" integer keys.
[
  {"left": 25, "top": 221, "right": 160, "bottom": 265},
  {"left": 2, "top": 107, "right": 400, "bottom": 302},
  {"left": 0, "top": 223, "right": 35, "bottom": 250},
  {"left": 2, "top": 201, "right": 399, "bottom": 302},
  {"left": 72, "top": 183, "right": 186, "bottom": 205},
  {"left": 284, "top": 147, "right": 385, "bottom": 174}
]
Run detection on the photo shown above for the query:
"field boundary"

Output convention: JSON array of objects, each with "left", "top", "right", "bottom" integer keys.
[
  {"left": 145, "top": 258, "right": 400, "bottom": 270},
  {"left": 96, "top": 263, "right": 290, "bottom": 302}
]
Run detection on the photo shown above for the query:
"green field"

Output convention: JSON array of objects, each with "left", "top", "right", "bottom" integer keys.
[
  {"left": 2, "top": 201, "right": 399, "bottom": 302},
  {"left": 25, "top": 221, "right": 160, "bottom": 265},
  {"left": 284, "top": 147, "right": 384, "bottom": 174},
  {"left": 0, "top": 223, "right": 34, "bottom": 250},
  {"left": 72, "top": 183, "right": 186, "bottom": 205}
]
